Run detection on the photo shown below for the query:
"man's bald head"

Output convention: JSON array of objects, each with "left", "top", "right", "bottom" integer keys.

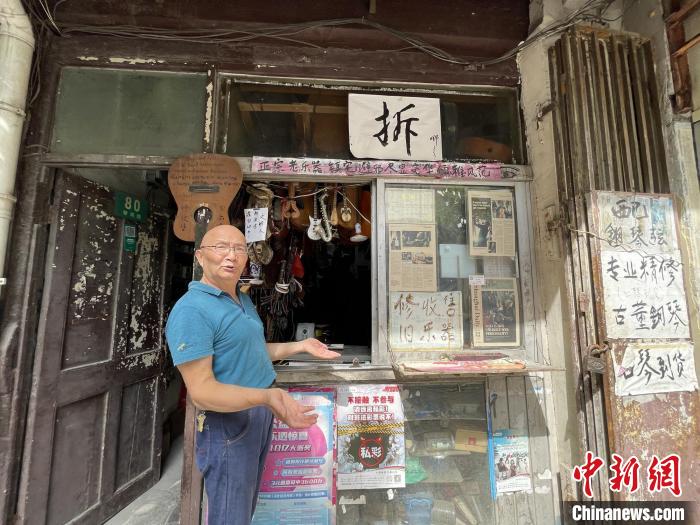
[
  {"left": 200, "top": 224, "right": 246, "bottom": 247},
  {"left": 195, "top": 224, "right": 248, "bottom": 293}
]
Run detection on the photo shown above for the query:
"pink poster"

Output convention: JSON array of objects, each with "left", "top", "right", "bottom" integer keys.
[
  {"left": 252, "top": 389, "right": 336, "bottom": 525},
  {"left": 251, "top": 156, "right": 513, "bottom": 180}
]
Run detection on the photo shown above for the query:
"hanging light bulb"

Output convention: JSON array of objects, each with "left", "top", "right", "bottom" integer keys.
[{"left": 350, "top": 222, "right": 368, "bottom": 243}]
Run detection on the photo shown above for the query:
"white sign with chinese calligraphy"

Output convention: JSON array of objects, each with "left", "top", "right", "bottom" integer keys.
[
  {"left": 244, "top": 207, "right": 268, "bottom": 243},
  {"left": 596, "top": 193, "right": 677, "bottom": 253},
  {"left": 601, "top": 250, "right": 690, "bottom": 339},
  {"left": 613, "top": 342, "right": 698, "bottom": 396},
  {"left": 389, "top": 291, "right": 463, "bottom": 350},
  {"left": 336, "top": 384, "right": 405, "bottom": 490},
  {"left": 348, "top": 94, "right": 442, "bottom": 161}
]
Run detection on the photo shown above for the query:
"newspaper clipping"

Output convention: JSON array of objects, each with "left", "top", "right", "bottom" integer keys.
[
  {"left": 468, "top": 190, "right": 516, "bottom": 257},
  {"left": 389, "top": 223, "right": 437, "bottom": 292},
  {"left": 472, "top": 278, "right": 520, "bottom": 347},
  {"left": 386, "top": 188, "right": 435, "bottom": 224}
]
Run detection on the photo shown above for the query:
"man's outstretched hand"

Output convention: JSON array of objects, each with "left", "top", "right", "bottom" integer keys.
[
  {"left": 266, "top": 388, "right": 318, "bottom": 429},
  {"left": 295, "top": 338, "right": 341, "bottom": 360}
]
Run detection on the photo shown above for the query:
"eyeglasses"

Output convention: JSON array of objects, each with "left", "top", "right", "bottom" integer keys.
[{"left": 200, "top": 243, "right": 248, "bottom": 256}]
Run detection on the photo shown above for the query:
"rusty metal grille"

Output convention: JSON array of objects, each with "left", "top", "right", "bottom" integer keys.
[
  {"left": 549, "top": 26, "right": 671, "bottom": 500},
  {"left": 550, "top": 26, "right": 669, "bottom": 198}
]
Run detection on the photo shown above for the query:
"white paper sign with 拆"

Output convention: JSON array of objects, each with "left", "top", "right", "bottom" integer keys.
[{"left": 348, "top": 94, "right": 442, "bottom": 161}]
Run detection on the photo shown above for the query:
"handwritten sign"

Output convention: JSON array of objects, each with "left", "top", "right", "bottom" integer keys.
[
  {"left": 252, "top": 156, "right": 516, "bottom": 180},
  {"left": 348, "top": 94, "right": 442, "bottom": 161},
  {"left": 244, "top": 207, "right": 268, "bottom": 243},
  {"left": 602, "top": 250, "right": 689, "bottom": 339},
  {"left": 389, "top": 291, "right": 463, "bottom": 350},
  {"left": 596, "top": 193, "right": 677, "bottom": 253},
  {"left": 593, "top": 192, "right": 690, "bottom": 340},
  {"left": 613, "top": 342, "right": 698, "bottom": 396}
]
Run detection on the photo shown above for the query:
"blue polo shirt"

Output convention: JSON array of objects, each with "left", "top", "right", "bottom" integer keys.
[{"left": 165, "top": 281, "right": 276, "bottom": 388}]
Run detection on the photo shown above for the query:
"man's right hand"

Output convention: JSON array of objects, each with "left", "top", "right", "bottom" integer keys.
[{"left": 266, "top": 388, "right": 318, "bottom": 429}]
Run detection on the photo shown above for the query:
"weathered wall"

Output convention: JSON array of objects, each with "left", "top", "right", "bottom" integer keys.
[
  {"left": 518, "top": 9, "right": 583, "bottom": 502},
  {"left": 623, "top": 0, "right": 700, "bottom": 383},
  {"left": 521, "top": 0, "right": 700, "bottom": 504}
]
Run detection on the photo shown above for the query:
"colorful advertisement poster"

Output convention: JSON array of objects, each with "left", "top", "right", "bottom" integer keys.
[
  {"left": 252, "top": 389, "right": 336, "bottom": 525},
  {"left": 491, "top": 429, "right": 531, "bottom": 495},
  {"left": 336, "top": 385, "right": 406, "bottom": 490}
]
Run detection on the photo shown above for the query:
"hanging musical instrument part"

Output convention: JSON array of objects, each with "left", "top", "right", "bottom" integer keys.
[
  {"left": 168, "top": 153, "right": 242, "bottom": 241},
  {"left": 330, "top": 187, "right": 339, "bottom": 226},
  {"left": 307, "top": 187, "right": 322, "bottom": 240},
  {"left": 281, "top": 182, "right": 300, "bottom": 219}
]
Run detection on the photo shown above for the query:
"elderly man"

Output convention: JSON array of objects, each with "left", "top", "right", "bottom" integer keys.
[{"left": 166, "top": 224, "right": 339, "bottom": 525}]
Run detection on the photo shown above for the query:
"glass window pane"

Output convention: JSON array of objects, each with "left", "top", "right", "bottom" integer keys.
[
  {"left": 385, "top": 184, "right": 521, "bottom": 351},
  {"left": 218, "top": 80, "right": 524, "bottom": 163},
  {"left": 51, "top": 68, "right": 207, "bottom": 156}
]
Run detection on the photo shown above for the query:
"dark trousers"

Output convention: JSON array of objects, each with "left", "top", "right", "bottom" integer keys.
[{"left": 196, "top": 406, "right": 274, "bottom": 525}]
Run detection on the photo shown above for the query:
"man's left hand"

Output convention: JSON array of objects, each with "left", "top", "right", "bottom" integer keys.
[{"left": 296, "top": 338, "right": 341, "bottom": 359}]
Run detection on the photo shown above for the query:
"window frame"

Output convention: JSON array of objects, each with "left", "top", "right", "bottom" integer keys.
[{"left": 376, "top": 178, "right": 540, "bottom": 365}]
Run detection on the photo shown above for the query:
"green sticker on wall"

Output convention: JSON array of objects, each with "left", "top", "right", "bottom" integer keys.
[{"left": 124, "top": 224, "right": 137, "bottom": 253}]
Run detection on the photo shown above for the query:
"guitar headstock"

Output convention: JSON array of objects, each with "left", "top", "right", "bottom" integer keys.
[{"left": 168, "top": 154, "right": 242, "bottom": 241}]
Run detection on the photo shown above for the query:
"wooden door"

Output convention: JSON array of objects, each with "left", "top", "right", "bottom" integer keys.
[{"left": 16, "top": 172, "right": 170, "bottom": 524}]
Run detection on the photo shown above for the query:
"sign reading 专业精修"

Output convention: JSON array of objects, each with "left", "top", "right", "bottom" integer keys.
[
  {"left": 348, "top": 94, "right": 442, "bottom": 161},
  {"left": 593, "top": 192, "right": 690, "bottom": 340}
]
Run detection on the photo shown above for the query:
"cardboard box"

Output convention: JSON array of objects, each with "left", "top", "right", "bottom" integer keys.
[{"left": 454, "top": 429, "right": 488, "bottom": 453}]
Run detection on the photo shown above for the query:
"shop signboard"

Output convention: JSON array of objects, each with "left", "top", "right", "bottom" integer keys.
[{"left": 591, "top": 192, "right": 691, "bottom": 340}]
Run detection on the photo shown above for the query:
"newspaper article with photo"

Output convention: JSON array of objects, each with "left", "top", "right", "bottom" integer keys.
[
  {"left": 468, "top": 190, "right": 516, "bottom": 257},
  {"left": 388, "top": 223, "right": 437, "bottom": 292},
  {"left": 472, "top": 278, "right": 520, "bottom": 347}
]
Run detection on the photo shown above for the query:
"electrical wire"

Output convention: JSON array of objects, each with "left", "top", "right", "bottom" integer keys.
[{"left": 23, "top": 1, "right": 618, "bottom": 71}]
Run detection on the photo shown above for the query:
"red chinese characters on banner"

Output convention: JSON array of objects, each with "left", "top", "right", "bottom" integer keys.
[
  {"left": 573, "top": 451, "right": 605, "bottom": 498},
  {"left": 648, "top": 454, "right": 682, "bottom": 497},
  {"left": 609, "top": 453, "right": 640, "bottom": 493},
  {"left": 573, "top": 452, "right": 682, "bottom": 498}
]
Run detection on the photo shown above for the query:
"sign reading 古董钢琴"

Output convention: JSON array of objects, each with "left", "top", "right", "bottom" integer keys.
[{"left": 591, "top": 192, "right": 690, "bottom": 340}]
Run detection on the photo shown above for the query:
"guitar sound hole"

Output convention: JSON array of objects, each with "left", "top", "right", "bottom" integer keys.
[{"left": 193, "top": 206, "right": 213, "bottom": 224}]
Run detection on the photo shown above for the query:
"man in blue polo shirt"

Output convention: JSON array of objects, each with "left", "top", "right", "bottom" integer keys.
[{"left": 166, "top": 224, "right": 339, "bottom": 525}]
